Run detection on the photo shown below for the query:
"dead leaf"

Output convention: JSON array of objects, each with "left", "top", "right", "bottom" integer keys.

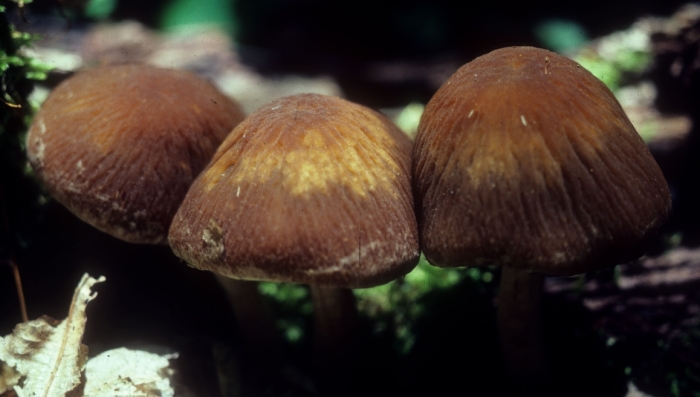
[
  {"left": 84, "top": 347, "right": 177, "bottom": 397},
  {"left": 0, "top": 274, "right": 105, "bottom": 397}
]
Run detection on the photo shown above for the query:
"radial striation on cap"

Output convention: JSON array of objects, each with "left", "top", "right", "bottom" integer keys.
[
  {"left": 26, "top": 64, "right": 245, "bottom": 244},
  {"left": 169, "top": 93, "right": 419, "bottom": 288},
  {"left": 413, "top": 46, "right": 671, "bottom": 276}
]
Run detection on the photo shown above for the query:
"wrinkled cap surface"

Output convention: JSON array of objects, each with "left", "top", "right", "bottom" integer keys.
[
  {"left": 413, "top": 46, "right": 671, "bottom": 276},
  {"left": 169, "top": 93, "right": 419, "bottom": 288},
  {"left": 26, "top": 64, "right": 245, "bottom": 244}
]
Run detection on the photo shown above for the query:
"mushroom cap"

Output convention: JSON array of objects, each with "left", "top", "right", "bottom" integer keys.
[
  {"left": 26, "top": 64, "right": 245, "bottom": 244},
  {"left": 168, "top": 93, "right": 419, "bottom": 288},
  {"left": 413, "top": 46, "right": 671, "bottom": 276}
]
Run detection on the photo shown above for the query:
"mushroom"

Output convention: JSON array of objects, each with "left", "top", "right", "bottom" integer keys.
[
  {"left": 168, "top": 93, "right": 420, "bottom": 374},
  {"left": 24, "top": 63, "right": 283, "bottom": 359},
  {"left": 26, "top": 64, "right": 245, "bottom": 244},
  {"left": 412, "top": 46, "right": 671, "bottom": 390}
]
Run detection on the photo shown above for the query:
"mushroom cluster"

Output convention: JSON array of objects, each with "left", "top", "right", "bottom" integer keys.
[
  {"left": 25, "top": 46, "right": 673, "bottom": 394},
  {"left": 413, "top": 46, "right": 671, "bottom": 390}
]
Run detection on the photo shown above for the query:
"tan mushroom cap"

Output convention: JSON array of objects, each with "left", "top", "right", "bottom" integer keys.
[
  {"left": 26, "top": 64, "right": 245, "bottom": 244},
  {"left": 413, "top": 46, "right": 671, "bottom": 276},
  {"left": 169, "top": 93, "right": 419, "bottom": 288}
]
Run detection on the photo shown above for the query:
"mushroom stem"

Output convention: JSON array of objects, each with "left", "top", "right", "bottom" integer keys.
[
  {"left": 309, "top": 285, "right": 359, "bottom": 369},
  {"left": 497, "top": 267, "right": 550, "bottom": 392},
  {"left": 215, "top": 274, "right": 282, "bottom": 360}
]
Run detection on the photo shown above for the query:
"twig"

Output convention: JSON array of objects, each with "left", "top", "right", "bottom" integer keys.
[{"left": 9, "top": 258, "right": 28, "bottom": 322}]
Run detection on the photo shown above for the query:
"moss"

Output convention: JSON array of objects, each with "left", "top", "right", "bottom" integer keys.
[
  {"left": 0, "top": 0, "right": 51, "bottom": 258},
  {"left": 0, "top": 1, "right": 51, "bottom": 132}
]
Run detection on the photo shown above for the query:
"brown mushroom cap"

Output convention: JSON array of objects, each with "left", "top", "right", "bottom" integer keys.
[
  {"left": 169, "top": 93, "right": 419, "bottom": 288},
  {"left": 413, "top": 46, "right": 671, "bottom": 276},
  {"left": 26, "top": 64, "right": 245, "bottom": 244}
]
